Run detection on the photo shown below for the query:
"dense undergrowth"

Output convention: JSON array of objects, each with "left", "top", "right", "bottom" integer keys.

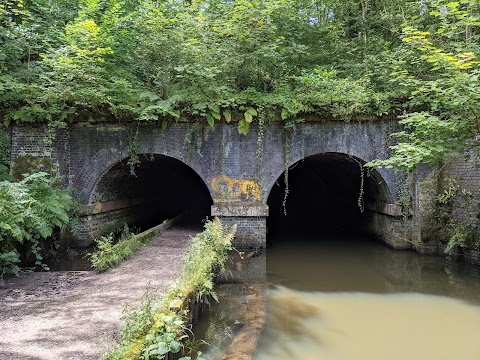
[
  {"left": 0, "top": 172, "right": 76, "bottom": 278},
  {"left": 0, "top": 0, "right": 405, "bottom": 129},
  {"left": 103, "top": 218, "right": 235, "bottom": 360}
]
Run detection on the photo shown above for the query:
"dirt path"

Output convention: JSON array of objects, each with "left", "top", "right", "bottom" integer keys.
[{"left": 0, "top": 227, "right": 197, "bottom": 360}]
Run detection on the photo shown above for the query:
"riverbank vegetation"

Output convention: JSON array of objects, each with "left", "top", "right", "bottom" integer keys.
[
  {"left": 0, "top": 172, "right": 75, "bottom": 278},
  {"left": 90, "top": 224, "right": 144, "bottom": 271},
  {"left": 1, "top": 0, "right": 479, "bottom": 170},
  {"left": 103, "top": 218, "right": 235, "bottom": 360}
]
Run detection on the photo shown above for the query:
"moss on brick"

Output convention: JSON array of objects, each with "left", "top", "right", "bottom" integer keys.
[{"left": 11, "top": 155, "right": 57, "bottom": 180}]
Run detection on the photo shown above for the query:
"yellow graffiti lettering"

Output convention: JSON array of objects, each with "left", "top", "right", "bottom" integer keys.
[{"left": 211, "top": 175, "right": 262, "bottom": 203}]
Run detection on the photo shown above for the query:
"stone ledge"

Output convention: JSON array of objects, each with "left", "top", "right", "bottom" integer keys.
[
  {"left": 211, "top": 204, "right": 269, "bottom": 217},
  {"left": 365, "top": 201, "right": 402, "bottom": 217},
  {"left": 79, "top": 197, "right": 147, "bottom": 215}
]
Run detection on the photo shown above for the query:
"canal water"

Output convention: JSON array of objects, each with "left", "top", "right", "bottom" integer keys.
[{"left": 202, "top": 234, "right": 480, "bottom": 359}]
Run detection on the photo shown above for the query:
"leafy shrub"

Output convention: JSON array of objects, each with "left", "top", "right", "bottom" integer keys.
[
  {"left": 180, "top": 218, "right": 235, "bottom": 299},
  {"left": 0, "top": 132, "right": 11, "bottom": 182},
  {"left": 444, "top": 223, "right": 473, "bottom": 255},
  {"left": 0, "top": 172, "right": 75, "bottom": 278},
  {"left": 90, "top": 224, "right": 145, "bottom": 271}
]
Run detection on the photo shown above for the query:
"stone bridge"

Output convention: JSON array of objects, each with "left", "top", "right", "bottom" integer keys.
[{"left": 10, "top": 120, "right": 412, "bottom": 249}]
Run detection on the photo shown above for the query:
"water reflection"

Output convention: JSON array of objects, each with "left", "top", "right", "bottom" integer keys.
[{"left": 266, "top": 234, "right": 480, "bottom": 303}]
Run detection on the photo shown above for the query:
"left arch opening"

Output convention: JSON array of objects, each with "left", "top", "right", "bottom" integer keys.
[{"left": 89, "top": 154, "right": 212, "bottom": 232}]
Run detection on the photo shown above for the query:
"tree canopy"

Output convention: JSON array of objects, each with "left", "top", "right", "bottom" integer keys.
[{"left": 1, "top": 0, "right": 479, "bottom": 170}]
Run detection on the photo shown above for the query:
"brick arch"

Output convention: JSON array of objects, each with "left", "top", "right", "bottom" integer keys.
[
  {"left": 263, "top": 151, "right": 394, "bottom": 206},
  {"left": 74, "top": 148, "right": 212, "bottom": 205}
]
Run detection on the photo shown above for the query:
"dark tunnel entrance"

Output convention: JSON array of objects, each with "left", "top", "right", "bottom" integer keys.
[
  {"left": 90, "top": 154, "right": 212, "bottom": 231},
  {"left": 267, "top": 153, "right": 391, "bottom": 244}
]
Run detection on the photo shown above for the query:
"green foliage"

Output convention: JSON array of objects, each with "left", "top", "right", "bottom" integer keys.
[
  {"left": 90, "top": 224, "right": 147, "bottom": 271},
  {"left": 0, "top": 132, "right": 11, "bottom": 181},
  {"left": 0, "top": 0, "right": 420, "bottom": 133},
  {"left": 180, "top": 218, "right": 235, "bottom": 298},
  {"left": 395, "top": 172, "right": 414, "bottom": 220},
  {"left": 444, "top": 222, "right": 474, "bottom": 255},
  {"left": 419, "top": 171, "right": 477, "bottom": 254},
  {"left": 4, "top": 0, "right": 478, "bottom": 170},
  {"left": 370, "top": 0, "right": 480, "bottom": 171},
  {"left": 102, "top": 218, "right": 235, "bottom": 360},
  {"left": 0, "top": 172, "right": 75, "bottom": 278},
  {"left": 142, "top": 314, "right": 187, "bottom": 359}
]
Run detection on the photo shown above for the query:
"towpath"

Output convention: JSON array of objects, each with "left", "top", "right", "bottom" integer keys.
[{"left": 0, "top": 227, "right": 197, "bottom": 360}]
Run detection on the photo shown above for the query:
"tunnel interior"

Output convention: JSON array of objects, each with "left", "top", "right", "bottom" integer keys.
[
  {"left": 267, "top": 153, "right": 391, "bottom": 243},
  {"left": 91, "top": 154, "right": 213, "bottom": 230}
]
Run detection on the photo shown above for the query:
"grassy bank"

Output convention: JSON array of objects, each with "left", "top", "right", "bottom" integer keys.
[
  {"left": 91, "top": 218, "right": 180, "bottom": 271},
  {"left": 102, "top": 218, "right": 235, "bottom": 360}
]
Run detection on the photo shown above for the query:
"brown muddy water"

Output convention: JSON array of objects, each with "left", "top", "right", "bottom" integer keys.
[{"left": 202, "top": 235, "right": 480, "bottom": 360}]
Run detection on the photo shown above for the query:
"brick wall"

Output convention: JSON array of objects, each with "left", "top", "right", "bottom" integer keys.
[
  {"left": 219, "top": 216, "right": 267, "bottom": 249},
  {"left": 10, "top": 127, "right": 69, "bottom": 183},
  {"left": 11, "top": 121, "right": 404, "bottom": 248},
  {"left": 71, "top": 205, "right": 154, "bottom": 247},
  {"left": 409, "top": 154, "right": 480, "bottom": 265},
  {"left": 363, "top": 210, "right": 412, "bottom": 249},
  {"left": 445, "top": 153, "right": 480, "bottom": 224}
]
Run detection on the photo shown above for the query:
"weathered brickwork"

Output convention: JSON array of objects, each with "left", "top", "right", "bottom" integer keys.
[
  {"left": 407, "top": 155, "right": 480, "bottom": 265},
  {"left": 363, "top": 211, "right": 411, "bottom": 249},
  {"left": 72, "top": 205, "right": 153, "bottom": 247},
  {"left": 218, "top": 217, "right": 267, "bottom": 249},
  {"left": 445, "top": 153, "right": 480, "bottom": 225},
  {"left": 11, "top": 121, "right": 407, "bottom": 248},
  {"left": 444, "top": 154, "right": 480, "bottom": 264},
  {"left": 10, "top": 127, "right": 70, "bottom": 184}
]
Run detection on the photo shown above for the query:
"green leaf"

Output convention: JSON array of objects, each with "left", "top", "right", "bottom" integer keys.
[
  {"left": 206, "top": 114, "right": 215, "bottom": 127},
  {"left": 244, "top": 107, "right": 257, "bottom": 123},
  {"left": 211, "top": 105, "right": 221, "bottom": 120},
  {"left": 162, "top": 120, "right": 168, "bottom": 130},
  {"left": 446, "top": 2, "right": 460, "bottom": 9},
  {"left": 169, "top": 340, "right": 182, "bottom": 353},
  {"left": 237, "top": 118, "right": 250, "bottom": 135},
  {"left": 157, "top": 344, "right": 170, "bottom": 355},
  {"left": 139, "top": 92, "right": 161, "bottom": 102},
  {"left": 223, "top": 109, "right": 232, "bottom": 123},
  {"left": 38, "top": 226, "right": 53, "bottom": 239}
]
